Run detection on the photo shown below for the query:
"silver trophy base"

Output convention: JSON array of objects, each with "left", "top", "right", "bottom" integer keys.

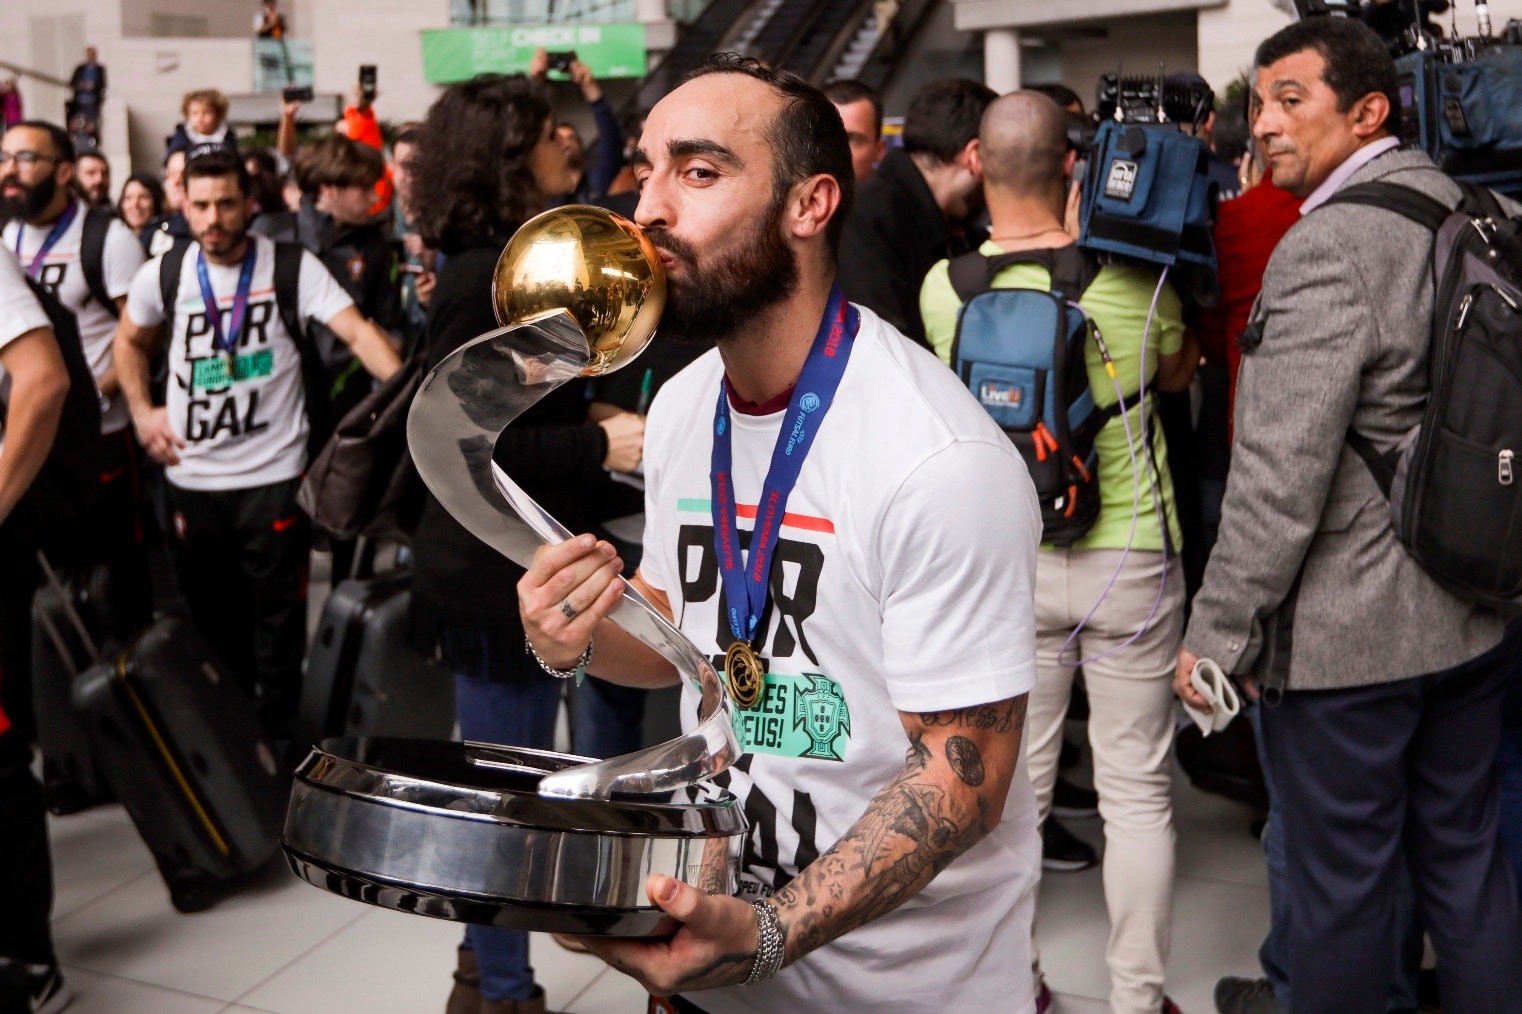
[{"left": 282, "top": 737, "right": 743, "bottom": 937}]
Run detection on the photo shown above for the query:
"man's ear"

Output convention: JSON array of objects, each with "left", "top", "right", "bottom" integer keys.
[
  {"left": 1350, "top": 91, "right": 1392, "bottom": 140},
  {"left": 55, "top": 161, "right": 75, "bottom": 190},
  {"left": 963, "top": 137, "right": 983, "bottom": 181},
  {"left": 788, "top": 173, "right": 842, "bottom": 242},
  {"left": 1063, "top": 149, "right": 1079, "bottom": 178}
]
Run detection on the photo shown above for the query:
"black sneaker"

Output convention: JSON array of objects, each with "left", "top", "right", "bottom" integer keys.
[
  {"left": 1213, "top": 975, "right": 1278, "bottom": 1014},
  {"left": 1041, "top": 818, "right": 1098, "bottom": 872},
  {"left": 0, "top": 962, "right": 72, "bottom": 1014},
  {"left": 1051, "top": 777, "right": 1099, "bottom": 818}
]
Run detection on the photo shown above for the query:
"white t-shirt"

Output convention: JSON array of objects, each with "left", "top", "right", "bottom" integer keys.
[
  {"left": 4, "top": 206, "right": 145, "bottom": 433},
  {"left": 0, "top": 252, "right": 55, "bottom": 455},
  {"left": 640, "top": 305, "right": 1043, "bottom": 1014},
  {"left": 125, "top": 234, "right": 353, "bottom": 491}
]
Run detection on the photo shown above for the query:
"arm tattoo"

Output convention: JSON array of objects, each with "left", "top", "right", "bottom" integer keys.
[{"left": 769, "top": 696, "right": 1027, "bottom": 965}]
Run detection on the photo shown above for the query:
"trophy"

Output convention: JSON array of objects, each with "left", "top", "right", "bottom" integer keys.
[{"left": 282, "top": 206, "right": 746, "bottom": 936}]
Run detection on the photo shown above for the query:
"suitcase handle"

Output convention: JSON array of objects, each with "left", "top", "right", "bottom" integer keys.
[{"left": 35, "top": 551, "right": 102, "bottom": 667}]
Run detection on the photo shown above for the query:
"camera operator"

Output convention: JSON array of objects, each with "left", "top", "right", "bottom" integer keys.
[
  {"left": 1176, "top": 18, "right": 1521, "bottom": 1010},
  {"left": 531, "top": 49, "right": 623, "bottom": 206}
]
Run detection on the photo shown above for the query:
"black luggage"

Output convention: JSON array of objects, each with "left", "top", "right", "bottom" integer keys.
[
  {"left": 294, "top": 568, "right": 453, "bottom": 752},
  {"left": 31, "top": 560, "right": 117, "bottom": 814},
  {"left": 72, "top": 617, "right": 287, "bottom": 912}
]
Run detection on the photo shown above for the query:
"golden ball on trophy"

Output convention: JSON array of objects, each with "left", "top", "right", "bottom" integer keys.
[{"left": 492, "top": 204, "right": 666, "bottom": 377}]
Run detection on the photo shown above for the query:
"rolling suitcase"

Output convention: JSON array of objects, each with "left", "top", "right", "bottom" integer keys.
[
  {"left": 31, "top": 558, "right": 117, "bottom": 814},
  {"left": 294, "top": 567, "right": 454, "bottom": 753},
  {"left": 72, "top": 617, "right": 287, "bottom": 912}
]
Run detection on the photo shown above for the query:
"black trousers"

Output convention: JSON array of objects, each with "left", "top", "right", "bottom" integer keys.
[
  {"left": 1260, "top": 633, "right": 1522, "bottom": 1014},
  {"left": 0, "top": 513, "right": 55, "bottom": 967},
  {"left": 81, "top": 429, "right": 153, "bottom": 632},
  {"left": 164, "top": 476, "right": 308, "bottom": 738}
]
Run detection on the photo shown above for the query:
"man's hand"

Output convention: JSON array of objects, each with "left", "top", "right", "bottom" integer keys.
[
  {"left": 414, "top": 270, "right": 436, "bottom": 309},
  {"left": 598, "top": 410, "right": 644, "bottom": 472},
  {"left": 528, "top": 48, "right": 550, "bottom": 82},
  {"left": 570, "top": 60, "right": 602, "bottom": 103},
  {"left": 136, "top": 406, "right": 184, "bottom": 466},
  {"left": 582, "top": 875, "right": 759, "bottom": 995},
  {"left": 519, "top": 534, "right": 625, "bottom": 670}
]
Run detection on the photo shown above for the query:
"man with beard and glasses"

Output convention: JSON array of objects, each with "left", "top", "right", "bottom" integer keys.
[
  {"left": 3, "top": 121, "right": 151, "bottom": 632},
  {"left": 112, "top": 148, "right": 401, "bottom": 740},
  {"left": 519, "top": 54, "right": 1042, "bottom": 1014}
]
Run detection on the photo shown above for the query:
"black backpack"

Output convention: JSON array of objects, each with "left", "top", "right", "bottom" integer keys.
[
  {"left": 79, "top": 206, "right": 119, "bottom": 319},
  {"left": 6, "top": 278, "right": 102, "bottom": 536},
  {"left": 1324, "top": 179, "right": 1522, "bottom": 605},
  {"left": 158, "top": 240, "right": 334, "bottom": 456}
]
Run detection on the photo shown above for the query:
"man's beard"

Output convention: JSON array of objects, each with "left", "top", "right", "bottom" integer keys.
[
  {"left": 647, "top": 189, "right": 798, "bottom": 345},
  {"left": 194, "top": 222, "right": 248, "bottom": 258},
  {"left": 0, "top": 173, "right": 58, "bottom": 224}
]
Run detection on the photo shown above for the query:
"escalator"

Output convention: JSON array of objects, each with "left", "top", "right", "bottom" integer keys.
[{"left": 632, "top": 0, "right": 753, "bottom": 111}]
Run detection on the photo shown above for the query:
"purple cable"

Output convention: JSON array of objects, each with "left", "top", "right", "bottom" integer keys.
[{"left": 1057, "top": 267, "right": 1174, "bottom": 669}]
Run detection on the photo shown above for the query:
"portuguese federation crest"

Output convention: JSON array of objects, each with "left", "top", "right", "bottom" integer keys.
[{"left": 795, "top": 674, "right": 851, "bottom": 760}]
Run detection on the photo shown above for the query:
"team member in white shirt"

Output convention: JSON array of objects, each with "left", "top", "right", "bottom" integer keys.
[
  {"left": 0, "top": 251, "right": 75, "bottom": 1014},
  {"left": 520, "top": 55, "right": 1043, "bottom": 1014},
  {"left": 113, "top": 148, "right": 401, "bottom": 738},
  {"left": 2, "top": 119, "right": 151, "bottom": 621}
]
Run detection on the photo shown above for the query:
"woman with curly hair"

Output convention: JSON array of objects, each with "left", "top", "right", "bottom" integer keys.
[{"left": 404, "top": 74, "right": 643, "bottom": 1014}]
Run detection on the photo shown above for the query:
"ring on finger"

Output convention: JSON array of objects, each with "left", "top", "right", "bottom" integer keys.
[{"left": 560, "top": 599, "right": 578, "bottom": 620}]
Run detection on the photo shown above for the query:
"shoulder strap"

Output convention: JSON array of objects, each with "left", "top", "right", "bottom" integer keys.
[
  {"left": 273, "top": 241, "right": 306, "bottom": 349},
  {"left": 948, "top": 244, "right": 1100, "bottom": 304},
  {"left": 80, "top": 207, "right": 118, "bottom": 319},
  {"left": 158, "top": 241, "right": 191, "bottom": 335},
  {"left": 1321, "top": 181, "right": 1453, "bottom": 232},
  {"left": 1346, "top": 428, "right": 1398, "bottom": 498}
]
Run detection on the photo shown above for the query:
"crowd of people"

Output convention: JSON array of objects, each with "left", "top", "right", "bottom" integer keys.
[{"left": 0, "top": 12, "right": 1521, "bottom": 1014}]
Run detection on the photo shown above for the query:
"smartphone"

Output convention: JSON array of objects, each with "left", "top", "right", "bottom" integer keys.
[
  {"left": 282, "top": 84, "right": 314, "bottom": 103},
  {"left": 546, "top": 50, "right": 576, "bottom": 74},
  {"left": 399, "top": 263, "right": 427, "bottom": 276},
  {"left": 359, "top": 64, "right": 378, "bottom": 103}
]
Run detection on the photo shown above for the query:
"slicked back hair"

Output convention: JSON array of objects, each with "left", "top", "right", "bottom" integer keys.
[
  {"left": 682, "top": 53, "right": 855, "bottom": 262},
  {"left": 10, "top": 120, "right": 75, "bottom": 163},
  {"left": 183, "top": 146, "right": 251, "bottom": 197},
  {"left": 1254, "top": 16, "right": 1399, "bottom": 129},
  {"left": 902, "top": 78, "right": 997, "bottom": 165}
]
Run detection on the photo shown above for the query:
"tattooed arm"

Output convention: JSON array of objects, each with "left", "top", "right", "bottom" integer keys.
[
  {"left": 770, "top": 695, "right": 1028, "bottom": 962},
  {"left": 585, "top": 695, "right": 1029, "bottom": 995}
]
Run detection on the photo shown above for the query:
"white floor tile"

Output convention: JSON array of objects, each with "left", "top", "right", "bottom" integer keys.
[
  {"left": 47, "top": 809, "right": 157, "bottom": 918},
  {"left": 530, "top": 934, "right": 622, "bottom": 1010},
  {"left": 563, "top": 966, "right": 652, "bottom": 1014},
  {"left": 234, "top": 905, "right": 461, "bottom": 1014},
  {"left": 1164, "top": 877, "right": 1272, "bottom": 1012},
  {"left": 55, "top": 965, "right": 226, "bottom": 1014},
  {"left": 1049, "top": 992, "right": 1111, "bottom": 1014},
  {"left": 54, "top": 859, "right": 363, "bottom": 1002}
]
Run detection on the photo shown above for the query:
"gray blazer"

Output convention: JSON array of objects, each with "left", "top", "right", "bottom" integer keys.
[{"left": 1184, "top": 148, "right": 1506, "bottom": 692}]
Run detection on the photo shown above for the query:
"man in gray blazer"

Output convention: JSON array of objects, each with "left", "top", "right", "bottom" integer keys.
[{"left": 1176, "top": 17, "right": 1521, "bottom": 1013}]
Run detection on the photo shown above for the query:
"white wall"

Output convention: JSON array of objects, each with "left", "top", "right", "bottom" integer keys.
[{"left": 301, "top": 0, "right": 451, "bottom": 127}]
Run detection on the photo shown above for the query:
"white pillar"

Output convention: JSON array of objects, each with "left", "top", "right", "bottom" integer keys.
[
  {"left": 635, "top": 0, "right": 666, "bottom": 22},
  {"left": 984, "top": 28, "right": 1021, "bottom": 95}
]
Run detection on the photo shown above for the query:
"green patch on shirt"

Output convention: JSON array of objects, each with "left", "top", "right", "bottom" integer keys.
[
  {"left": 191, "top": 349, "right": 274, "bottom": 390},
  {"left": 731, "top": 670, "right": 852, "bottom": 761}
]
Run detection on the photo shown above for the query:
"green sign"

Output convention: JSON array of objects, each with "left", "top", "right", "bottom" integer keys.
[{"left": 421, "top": 24, "right": 648, "bottom": 82}]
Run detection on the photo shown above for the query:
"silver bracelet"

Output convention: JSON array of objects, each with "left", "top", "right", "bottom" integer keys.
[
  {"left": 744, "top": 899, "right": 785, "bottom": 986},
  {"left": 524, "top": 636, "right": 592, "bottom": 685}
]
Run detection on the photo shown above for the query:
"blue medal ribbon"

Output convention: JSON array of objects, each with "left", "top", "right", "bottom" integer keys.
[
  {"left": 13, "top": 199, "right": 80, "bottom": 280},
  {"left": 710, "top": 284, "right": 859, "bottom": 649},
  {"left": 194, "top": 241, "right": 258, "bottom": 361}
]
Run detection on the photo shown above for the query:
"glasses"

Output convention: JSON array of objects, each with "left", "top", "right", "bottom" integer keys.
[{"left": 0, "top": 151, "right": 59, "bottom": 170}]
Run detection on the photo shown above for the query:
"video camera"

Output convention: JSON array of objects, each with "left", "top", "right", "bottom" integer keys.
[{"left": 1077, "top": 71, "right": 1220, "bottom": 305}]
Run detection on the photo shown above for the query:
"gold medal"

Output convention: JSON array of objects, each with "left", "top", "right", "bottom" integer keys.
[{"left": 724, "top": 640, "right": 764, "bottom": 709}]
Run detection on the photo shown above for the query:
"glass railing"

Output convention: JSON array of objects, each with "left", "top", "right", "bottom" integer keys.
[
  {"left": 450, "top": 0, "right": 638, "bottom": 25},
  {"left": 252, "top": 38, "right": 315, "bottom": 93},
  {"left": 669, "top": 0, "right": 715, "bottom": 23}
]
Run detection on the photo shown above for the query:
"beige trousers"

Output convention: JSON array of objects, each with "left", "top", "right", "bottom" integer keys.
[{"left": 1029, "top": 547, "right": 1184, "bottom": 1014}]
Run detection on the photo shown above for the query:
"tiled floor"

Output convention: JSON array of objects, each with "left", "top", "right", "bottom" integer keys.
[{"left": 43, "top": 751, "right": 1269, "bottom": 1013}]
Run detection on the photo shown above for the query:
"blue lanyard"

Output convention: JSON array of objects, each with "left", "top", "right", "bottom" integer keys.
[
  {"left": 13, "top": 199, "right": 79, "bottom": 280},
  {"left": 194, "top": 242, "right": 258, "bottom": 357},
  {"left": 709, "top": 285, "right": 858, "bottom": 648}
]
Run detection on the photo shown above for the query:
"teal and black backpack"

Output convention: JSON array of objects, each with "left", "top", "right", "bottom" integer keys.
[{"left": 949, "top": 245, "right": 1132, "bottom": 545}]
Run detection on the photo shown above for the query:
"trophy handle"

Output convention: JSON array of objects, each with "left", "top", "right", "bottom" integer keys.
[{"left": 406, "top": 312, "right": 741, "bottom": 801}]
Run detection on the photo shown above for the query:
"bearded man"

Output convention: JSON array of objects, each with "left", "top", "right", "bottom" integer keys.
[{"left": 519, "top": 54, "right": 1044, "bottom": 1014}]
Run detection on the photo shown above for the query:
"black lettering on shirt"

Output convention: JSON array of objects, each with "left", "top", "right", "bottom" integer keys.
[{"left": 36, "top": 262, "right": 67, "bottom": 299}]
